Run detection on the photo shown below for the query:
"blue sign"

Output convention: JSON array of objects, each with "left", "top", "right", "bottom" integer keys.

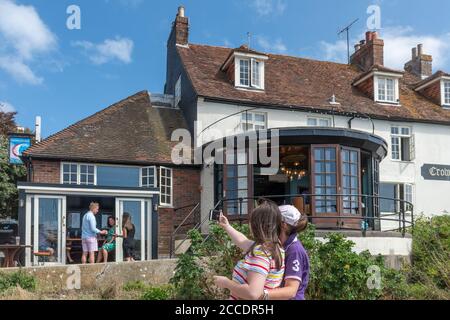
[{"left": 9, "top": 136, "right": 31, "bottom": 164}]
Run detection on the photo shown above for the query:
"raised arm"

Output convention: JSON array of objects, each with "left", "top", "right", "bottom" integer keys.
[{"left": 218, "top": 212, "right": 253, "bottom": 252}]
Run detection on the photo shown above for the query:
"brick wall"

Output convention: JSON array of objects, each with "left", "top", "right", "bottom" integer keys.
[
  {"left": 31, "top": 160, "right": 60, "bottom": 183},
  {"left": 158, "top": 167, "right": 201, "bottom": 258}
]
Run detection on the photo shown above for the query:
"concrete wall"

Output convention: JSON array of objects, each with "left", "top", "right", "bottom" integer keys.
[
  {"left": 196, "top": 98, "right": 450, "bottom": 218},
  {"left": 3, "top": 259, "right": 177, "bottom": 292}
]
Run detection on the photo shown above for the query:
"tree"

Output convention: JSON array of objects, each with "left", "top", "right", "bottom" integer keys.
[{"left": 0, "top": 111, "right": 27, "bottom": 219}]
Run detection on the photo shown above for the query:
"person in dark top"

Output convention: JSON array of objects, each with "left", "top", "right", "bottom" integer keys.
[{"left": 122, "top": 213, "right": 135, "bottom": 262}]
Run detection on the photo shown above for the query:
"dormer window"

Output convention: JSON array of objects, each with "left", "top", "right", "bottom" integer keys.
[
  {"left": 443, "top": 80, "right": 450, "bottom": 106},
  {"left": 353, "top": 67, "right": 403, "bottom": 105},
  {"left": 237, "top": 57, "right": 264, "bottom": 89},
  {"left": 375, "top": 76, "right": 399, "bottom": 103},
  {"left": 239, "top": 59, "right": 250, "bottom": 86},
  {"left": 221, "top": 46, "right": 267, "bottom": 91}
]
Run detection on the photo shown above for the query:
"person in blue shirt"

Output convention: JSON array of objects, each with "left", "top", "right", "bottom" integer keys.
[{"left": 81, "top": 202, "right": 107, "bottom": 264}]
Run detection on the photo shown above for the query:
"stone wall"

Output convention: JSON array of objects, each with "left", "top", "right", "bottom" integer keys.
[{"left": 4, "top": 259, "right": 177, "bottom": 292}]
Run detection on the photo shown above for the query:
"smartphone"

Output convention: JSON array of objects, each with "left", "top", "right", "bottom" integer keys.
[{"left": 209, "top": 209, "right": 221, "bottom": 221}]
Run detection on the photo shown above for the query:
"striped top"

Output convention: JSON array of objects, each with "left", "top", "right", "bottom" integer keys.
[{"left": 230, "top": 244, "right": 285, "bottom": 300}]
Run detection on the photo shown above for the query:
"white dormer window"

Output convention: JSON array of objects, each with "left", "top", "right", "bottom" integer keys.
[
  {"left": 234, "top": 55, "right": 266, "bottom": 90},
  {"left": 239, "top": 59, "right": 250, "bottom": 86},
  {"left": 442, "top": 80, "right": 450, "bottom": 106},
  {"left": 375, "top": 76, "right": 399, "bottom": 103},
  {"left": 237, "top": 58, "right": 264, "bottom": 89}
]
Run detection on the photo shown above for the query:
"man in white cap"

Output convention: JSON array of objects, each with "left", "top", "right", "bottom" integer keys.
[
  {"left": 262, "top": 204, "right": 310, "bottom": 300},
  {"left": 218, "top": 201, "right": 310, "bottom": 300}
]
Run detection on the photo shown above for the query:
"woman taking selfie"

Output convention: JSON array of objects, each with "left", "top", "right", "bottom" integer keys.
[
  {"left": 213, "top": 201, "right": 285, "bottom": 300},
  {"left": 214, "top": 201, "right": 309, "bottom": 300}
]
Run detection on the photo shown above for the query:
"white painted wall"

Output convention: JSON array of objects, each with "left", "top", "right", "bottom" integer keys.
[{"left": 196, "top": 98, "right": 450, "bottom": 218}]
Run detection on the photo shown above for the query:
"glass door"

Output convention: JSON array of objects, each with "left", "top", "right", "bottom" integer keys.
[
  {"left": 32, "top": 196, "right": 66, "bottom": 265},
  {"left": 115, "top": 199, "right": 150, "bottom": 262},
  {"left": 311, "top": 145, "right": 339, "bottom": 228},
  {"left": 341, "top": 147, "right": 361, "bottom": 229}
]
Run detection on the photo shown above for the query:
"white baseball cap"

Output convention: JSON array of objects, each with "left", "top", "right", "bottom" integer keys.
[{"left": 278, "top": 205, "right": 302, "bottom": 226}]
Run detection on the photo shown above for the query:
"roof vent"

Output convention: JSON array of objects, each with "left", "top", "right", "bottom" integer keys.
[{"left": 329, "top": 94, "right": 340, "bottom": 105}]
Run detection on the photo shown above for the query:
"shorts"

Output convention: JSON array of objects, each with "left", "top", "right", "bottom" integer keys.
[
  {"left": 102, "top": 242, "right": 116, "bottom": 253},
  {"left": 82, "top": 237, "right": 98, "bottom": 252}
]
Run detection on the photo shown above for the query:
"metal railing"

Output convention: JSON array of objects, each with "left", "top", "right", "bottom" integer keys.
[
  {"left": 168, "top": 193, "right": 414, "bottom": 257},
  {"left": 169, "top": 203, "right": 201, "bottom": 258}
]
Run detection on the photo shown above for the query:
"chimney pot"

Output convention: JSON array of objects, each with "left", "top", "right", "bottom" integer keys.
[
  {"left": 417, "top": 44, "right": 423, "bottom": 56},
  {"left": 177, "top": 6, "right": 185, "bottom": 18}
]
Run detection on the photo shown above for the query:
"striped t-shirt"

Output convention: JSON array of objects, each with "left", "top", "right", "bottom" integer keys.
[{"left": 230, "top": 245, "right": 285, "bottom": 300}]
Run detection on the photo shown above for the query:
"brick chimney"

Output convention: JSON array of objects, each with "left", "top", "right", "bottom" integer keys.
[
  {"left": 165, "top": 6, "right": 189, "bottom": 96},
  {"left": 404, "top": 44, "right": 433, "bottom": 79},
  {"left": 350, "top": 31, "right": 384, "bottom": 72},
  {"left": 168, "top": 6, "right": 189, "bottom": 46}
]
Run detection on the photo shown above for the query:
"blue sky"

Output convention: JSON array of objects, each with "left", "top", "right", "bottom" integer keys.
[{"left": 1, "top": 0, "right": 450, "bottom": 137}]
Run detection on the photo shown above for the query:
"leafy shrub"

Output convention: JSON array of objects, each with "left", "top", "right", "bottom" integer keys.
[
  {"left": 170, "top": 216, "right": 450, "bottom": 300},
  {"left": 0, "top": 270, "right": 36, "bottom": 293},
  {"left": 123, "top": 280, "right": 147, "bottom": 292},
  {"left": 141, "top": 285, "right": 173, "bottom": 300},
  {"left": 406, "top": 215, "right": 450, "bottom": 299}
]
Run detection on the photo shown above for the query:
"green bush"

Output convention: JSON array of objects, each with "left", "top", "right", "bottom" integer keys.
[
  {"left": 0, "top": 270, "right": 36, "bottom": 293},
  {"left": 170, "top": 216, "right": 450, "bottom": 300},
  {"left": 141, "top": 285, "right": 173, "bottom": 300},
  {"left": 406, "top": 215, "right": 450, "bottom": 299},
  {"left": 123, "top": 280, "right": 147, "bottom": 292}
]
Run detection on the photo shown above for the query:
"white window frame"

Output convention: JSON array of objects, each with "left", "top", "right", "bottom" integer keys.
[
  {"left": 390, "top": 126, "right": 414, "bottom": 162},
  {"left": 140, "top": 166, "right": 157, "bottom": 188},
  {"left": 79, "top": 164, "right": 96, "bottom": 186},
  {"left": 61, "top": 162, "right": 96, "bottom": 186},
  {"left": 441, "top": 80, "right": 450, "bottom": 107},
  {"left": 240, "top": 112, "right": 267, "bottom": 132},
  {"left": 174, "top": 75, "right": 181, "bottom": 108},
  {"left": 374, "top": 74, "right": 400, "bottom": 104},
  {"left": 380, "top": 182, "right": 414, "bottom": 214},
  {"left": 235, "top": 56, "right": 265, "bottom": 90},
  {"left": 307, "top": 116, "right": 332, "bottom": 127},
  {"left": 159, "top": 167, "right": 173, "bottom": 207}
]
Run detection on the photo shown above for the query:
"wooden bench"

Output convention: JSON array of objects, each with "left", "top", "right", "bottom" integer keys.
[{"left": 32, "top": 251, "right": 52, "bottom": 265}]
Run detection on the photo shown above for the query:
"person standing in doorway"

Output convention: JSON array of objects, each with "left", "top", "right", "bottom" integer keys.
[
  {"left": 122, "top": 213, "right": 136, "bottom": 262},
  {"left": 81, "top": 202, "right": 107, "bottom": 264}
]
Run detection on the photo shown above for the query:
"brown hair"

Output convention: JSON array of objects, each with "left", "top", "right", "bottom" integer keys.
[
  {"left": 122, "top": 213, "right": 133, "bottom": 231},
  {"left": 246, "top": 201, "right": 284, "bottom": 270},
  {"left": 286, "top": 216, "right": 308, "bottom": 236}
]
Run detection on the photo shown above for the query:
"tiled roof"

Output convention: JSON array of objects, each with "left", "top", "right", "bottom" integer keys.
[
  {"left": 23, "top": 91, "right": 189, "bottom": 165},
  {"left": 178, "top": 44, "right": 450, "bottom": 125},
  {"left": 414, "top": 70, "right": 450, "bottom": 90}
]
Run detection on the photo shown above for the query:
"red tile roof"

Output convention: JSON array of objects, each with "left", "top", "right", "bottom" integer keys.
[
  {"left": 23, "top": 91, "right": 189, "bottom": 165},
  {"left": 178, "top": 44, "right": 450, "bottom": 125}
]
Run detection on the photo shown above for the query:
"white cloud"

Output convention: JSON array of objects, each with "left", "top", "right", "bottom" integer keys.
[
  {"left": 256, "top": 35, "right": 287, "bottom": 53},
  {"left": 250, "top": 0, "right": 286, "bottom": 16},
  {"left": 0, "top": 56, "right": 43, "bottom": 85},
  {"left": 320, "top": 26, "right": 450, "bottom": 71},
  {"left": 0, "top": 0, "right": 56, "bottom": 84},
  {"left": 0, "top": 101, "right": 16, "bottom": 113},
  {"left": 73, "top": 37, "right": 134, "bottom": 65}
]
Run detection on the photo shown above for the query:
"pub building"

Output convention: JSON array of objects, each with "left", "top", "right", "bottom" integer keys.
[{"left": 17, "top": 7, "right": 450, "bottom": 266}]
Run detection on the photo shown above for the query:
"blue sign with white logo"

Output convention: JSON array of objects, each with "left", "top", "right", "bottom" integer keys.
[{"left": 9, "top": 136, "right": 31, "bottom": 164}]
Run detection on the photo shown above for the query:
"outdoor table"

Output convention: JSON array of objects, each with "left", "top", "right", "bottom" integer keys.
[{"left": 0, "top": 245, "right": 32, "bottom": 268}]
